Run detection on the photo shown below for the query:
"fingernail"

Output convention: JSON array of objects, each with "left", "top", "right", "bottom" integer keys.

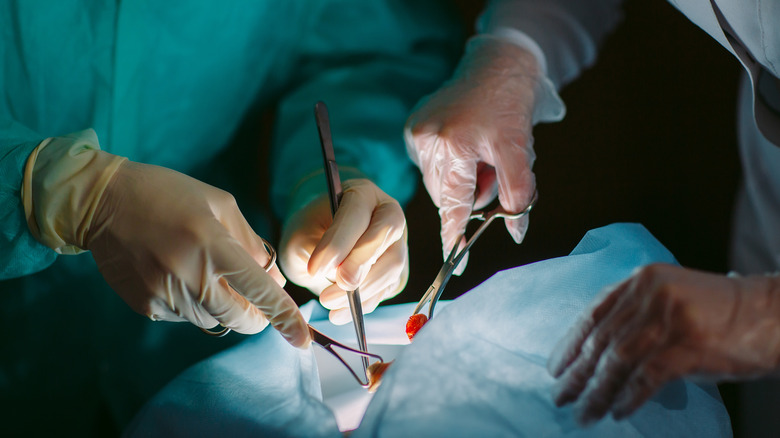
[
  {"left": 547, "top": 348, "right": 566, "bottom": 377},
  {"left": 310, "top": 255, "right": 336, "bottom": 278},
  {"left": 319, "top": 292, "right": 348, "bottom": 310},
  {"left": 547, "top": 358, "right": 561, "bottom": 378},
  {"left": 452, "top": 252, "right": 468, "bottom": 276},
  {"left": 574, "top": 403, "right": 600, "bottom": 427},
  {"left": 611, "top": 394, "right": 632, "bottom": 420},
  {"left": 281, "top": 322, "right": 311, "bottom": 349},
  {"left": 295, "top": 332, "right": 312, "bottom": 350},
  {"left": 551, "top": 381, "right": 576, "bottom": 407},
  {"left": 509, "top": 225, "right": 525, "bottom": 244},
  {"left": 329, "top": 309, "right": 351, "bottom": 326}
]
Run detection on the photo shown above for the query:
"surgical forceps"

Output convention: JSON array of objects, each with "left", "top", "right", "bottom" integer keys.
[
  {"left": 309, "top": 325, "right": 383, "bottom": 387},
  {"left": 198, "top": 238, "right": 382, "bottom": 387},
  {"left": 412, "top": 191, "right": 538, "bottom": 320},
  {"left": 314, "top": 101, "right": 370, "bottom": 379}
]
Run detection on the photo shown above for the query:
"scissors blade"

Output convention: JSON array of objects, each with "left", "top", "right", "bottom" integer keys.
[
  {"left": 412, "top": 246, "right": 458, "bottom": 317},
  {"left": 412, "top": 191, "right": 540, "bottom": 320},
  {"left": 314, "top": 101, "right": 369, "bottom": 376}
]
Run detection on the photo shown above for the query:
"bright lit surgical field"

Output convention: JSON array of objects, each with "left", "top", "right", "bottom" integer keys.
[{"left": 276, "top": 1, "right": 746, "bottom": 434}]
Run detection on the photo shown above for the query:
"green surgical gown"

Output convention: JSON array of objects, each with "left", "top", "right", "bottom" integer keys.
[{"left": 0, "top": 1, "right": 462, "bottom": 434}]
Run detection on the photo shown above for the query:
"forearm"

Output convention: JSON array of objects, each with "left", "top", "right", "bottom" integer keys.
[
  {"left": 0, "top": 120, "right": 55, "bottom": 278},
  {"left": 477, "top": 0, "right": 624, "bottom": 89},
  {"left": 730, "top": 274, "right": 780, "bottom": 376}
]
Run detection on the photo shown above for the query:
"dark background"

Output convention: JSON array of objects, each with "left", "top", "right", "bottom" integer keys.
[{"left": 281, "top": 0, "right": 744, "bottom": 434}]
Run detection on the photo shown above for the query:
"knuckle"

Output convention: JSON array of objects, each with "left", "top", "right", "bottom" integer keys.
[
  {"left": 409, "top": 120, "right": 428, "bottom": 138},
  {"left": 583, "top": 330, "right": 612, "bottom": 357},
  {"left": 338, "top": 267, "right": 361, "bottom": 289},
  {"left": 215, "top": 189, "right": 238, "bottom": 209},
  {"left": 378, "top": 206, "right": 407, "bottom": 242}
]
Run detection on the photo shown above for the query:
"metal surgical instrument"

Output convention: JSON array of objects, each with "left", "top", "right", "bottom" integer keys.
[
  {"left": 412, "top": 191, "right": 538, "bottom": 320},
  {"left": 314, "top": 101, "right": 370, "bottom": 379},
  {"left": 309, "top": 325, "right": 383, "bottom": 388}
]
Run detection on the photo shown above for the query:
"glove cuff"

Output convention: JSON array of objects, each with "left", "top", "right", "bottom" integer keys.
[
  {"left": 465, "top": 34, "right": 566, "bottom": 125},
  {"left": 22, "top": 129, "right": 127, "bottom": 254}
]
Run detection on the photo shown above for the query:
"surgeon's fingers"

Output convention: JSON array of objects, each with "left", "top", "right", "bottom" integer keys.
[
  {"left": 212, "top": 237, "right": 309, "bottom": 347},
  {"left": 353, "top": 237, "right": 408, "bottom": 299},
  {"left": 438, "top": 160, "right": 478, "bottom": 276},
  {"left": 147, "top": 226, "right": 266, "bottom": 331},
  {"left": 360, "top": 288, "right": 386, "bottom": 315},
  {"left": 611, "top": 349, "right": 688, "bottom": 420},
  {"left": 320, "top": 240, "right": 409, "bottom": 310},
  {"left": 198, "top": 269, "right": 268, "bottom": 333},
  {"left": 190, "top": 276, "right": 235, "bottom": 329},
  {"left": 307, "top": 185, "right": 374, "bottom": 279},
  {"left": 552, "top": 301, "right": 642, "bottom": 409},
  {"left": 328, "top": 289, "right": 386, "bottom": 326},
  {"left": 552, "top": 283, "right": 657, "bottom": 409},
  {"left": 473, "top": 162, "right": 498, "bottom": 210},
  {"left": 333, "top": 200, "right": 406, "bottom": 291},
  {"left": 319, "top": 240, "right": 408, "bottom": 310},
  {"left": 148, "top": 276, "right": 219, "bottom": 326},
  {"left": 610, "top": 369, "right": 665, "bottom": 421},
  {"left": 572, "top": 324, "right": 666, "bottom": 425},
  {"left": 319, "top": 284, "right": 349, "bottom": 310},
  {"left": 492, "top": 130, "right": 536, "bottom": 244},
  {"left": 573, "top": 352, "right": 633, "bottom": 425},
  {"left": 548, "top": 281, "right": 630, "bottom": 377},
  {"left": 219, "top": 207, "right": 286, "bottom": 287}
]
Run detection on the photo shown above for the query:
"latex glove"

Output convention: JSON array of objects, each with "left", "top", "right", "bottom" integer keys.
[
  {"left": 280, "top": 178, "right": 408, "bottom": 325},
  {"left": 404, "top": 35, "right": 563, "bottom": 274},
  {"left": 23, "top": 131, "right": 309, "bottom": 347},
  {"left": 547, "top": 263, "right": 780, "bottom": 425}
]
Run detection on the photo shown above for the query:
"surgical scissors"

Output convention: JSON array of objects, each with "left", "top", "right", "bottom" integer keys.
[
  {"left": 314, "top": 101, "right": 370, "bottom": 379},
  {"left": 412, "top": 191, "right": 538, "bottom": 320},
  {"left": 309, "top": 325, "right": 383, "bottom": 388}
]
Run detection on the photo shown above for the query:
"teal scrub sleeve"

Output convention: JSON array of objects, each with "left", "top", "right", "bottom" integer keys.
[
  {"left": 269, "top": 0, "right": 463, "bottom": 221},
  {"left": 0, "top": 119, "right": 56, "bottom": 278},
  {"left": 478, "top": 0, "right": 625, "bottom": 90}
]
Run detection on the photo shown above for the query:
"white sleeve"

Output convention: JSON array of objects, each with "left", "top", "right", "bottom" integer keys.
[{"left": 477, "top": 0, "right": 625, "bottom": 89}]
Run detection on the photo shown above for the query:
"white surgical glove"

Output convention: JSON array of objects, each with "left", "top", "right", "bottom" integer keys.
[
  {"left": 405, "top": 35, "right": 563, "bottom": 273},
  {"left": 22, "top": 130, "right": 309, "bottom": 347},
  {"left": 280, "top": 178, "right": 408, "bottom": 325},
  {"left": 547, "top": 263, "right": 780, "bottom": 425}
]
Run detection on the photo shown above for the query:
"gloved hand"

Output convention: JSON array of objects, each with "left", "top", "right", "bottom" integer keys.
[
  {"left": 23, "top": 130, "right": 309, "bottom": 347},
  {"left": 279, "top": 178, "right": 408, "bottom": 325},
  {"left": 404, "top": 35, "right": 563, "bottom": 273},
  {"left": 547, "top": 263, "right": 780, "bottom": 425}
]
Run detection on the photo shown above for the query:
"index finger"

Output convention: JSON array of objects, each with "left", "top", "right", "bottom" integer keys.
[
  {"left": 491, "top": 130, "right": 536, "bottom": 243},
  {"left": 548, "top": 281, "right": 628, "bottom": 378},
  {"left": 307, "top": 184, "right": 374, "bottom": 278},
  {"left": 218, "top": 202, "right": 287, "bottom": 288},
  {"left": 211, "top": 237, "right": 310, "bottom": 347},
  {"left": 437, "top": 156, "right": 478, "bottom": 266}
]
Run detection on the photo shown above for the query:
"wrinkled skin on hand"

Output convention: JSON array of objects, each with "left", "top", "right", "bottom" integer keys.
[
  {"left": 404, "top": 36, "right": 554, "bottom": 274},
  {"left": 547, "top": 263, "right": 780, "bottom": 425},
  {"left": 280, "top": 178, "right": 409, "bottom": 325}
]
